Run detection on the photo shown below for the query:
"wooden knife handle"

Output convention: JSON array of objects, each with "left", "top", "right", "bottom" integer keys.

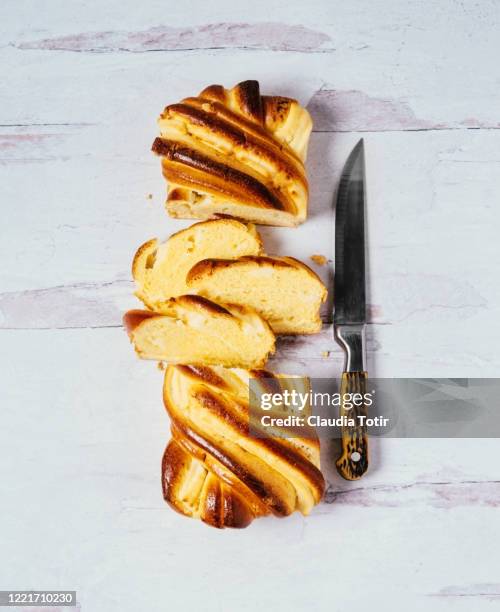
[{"left": 336, "top": 371, "right": 369, "bottom": 480}]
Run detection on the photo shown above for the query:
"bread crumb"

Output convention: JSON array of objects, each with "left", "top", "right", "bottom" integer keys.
[
  {"left": 157, "top": 361, "right": 165, "bottom": 371},
  {"left": 321, "top": 351, "right": 330, "bottom": 358},
  {"left": 310, "top": 254, "right": 328, "bottom": 266},
  {"left": 146, "top": 193, "right": 153, "bottom": 200}
]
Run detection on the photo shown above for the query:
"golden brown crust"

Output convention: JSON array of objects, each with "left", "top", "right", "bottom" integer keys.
[
  {"left": 180, "top": 95, "right": 305, "bottom": 168},
  {"left": 122, "top": 309, "right": 156, "bottom": 333},
  {"left": 131, "top": 238, "right": 158, "bottom": 279},
  {"left": 167, "top": 186, "right": 192, "bottom": 202},
  {"left": 162, "top": 438, "right": 256, "bottom": 529},
  {"left": 274, "top": 256, "right": 327, "bottom": 285},
  {"left": 158, "top": 100, "right": 305, "bottom": 182},
  {"left": 192, "top": 387, "right": 325, "bottom": 499},
  {"left": 161, "top": 365, "right": 325, "bottom": 528},
  {"left": 152, "top": 138, "right": 291, "bottom": 213},
  {"left": 174, "top": 420, "right": 290, "bottom": 517},
  {"left": 199, "top": 84, "right": 226, "bottom": 102},
  {"left": 123, "top": 297, "right": 234, "bottom": 336},
  {"left": 262, "top": 96, "right": 294, "bottom": 127},
  {"left": 153, "top": 80, "right": 312, "bottom": 226},
  {"left": 175, "top": 364, "right": 231, "bottom": 390},
  {"left": 170, "top": 421, "right": 269, "bottom": 518},
  {"left": 232, "top": 79, "right": 264, "bottom": 123},
  {"left": 161, "top": 439, "right": 191, "bottom": 512},
  {"left": 172, "top": 294, "right": 233, "bottom": 317},
  {"left": 186, "top": 254, "right": 325, "bottom": 286}
]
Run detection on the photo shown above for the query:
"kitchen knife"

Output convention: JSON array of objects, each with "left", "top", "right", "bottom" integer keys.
[{"left": 334, "top": 139, "right": 369, "bottom": 480}]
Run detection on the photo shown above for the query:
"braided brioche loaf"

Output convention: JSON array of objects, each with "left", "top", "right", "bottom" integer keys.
[
  {"left": 152, "top": 80, "right": 312, "bottom": 227},
  {"left": 162, "top": 364, "right": 325, "bottom": 528}
]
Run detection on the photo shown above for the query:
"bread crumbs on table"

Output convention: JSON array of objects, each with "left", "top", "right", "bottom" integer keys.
[{"left": 310, "top": 254, "right": 328, "bottom": 266}]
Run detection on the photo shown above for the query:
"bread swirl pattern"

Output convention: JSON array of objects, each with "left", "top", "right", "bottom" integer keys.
[
  {"left": 152, "top": 80, "right": 312, "bottom": 227},
  {"left": 162, "top": 364, "right": 325, "bottom": 528}
]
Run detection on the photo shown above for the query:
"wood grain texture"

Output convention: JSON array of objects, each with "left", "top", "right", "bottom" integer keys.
[
  {"left": 323, "top": 479, "right": 500, "bottom": 508},
  {"left": 1, "top": 1, "right": 500, "bottom": 610},
  {"left": 429, "top": 583, "right": 500, "bottom": 601}
]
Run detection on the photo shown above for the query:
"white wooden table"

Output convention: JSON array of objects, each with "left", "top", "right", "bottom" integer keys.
[{"left": 1, "top": 1, "right": 500, "bottom": 610}]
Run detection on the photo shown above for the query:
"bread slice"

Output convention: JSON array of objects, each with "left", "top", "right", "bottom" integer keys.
[
  {"left": 152, "top": 80, "right": 312, "bottom": 227},
  {"left": 132, "top": 219, "right": 263, "bottom": 310},
  {"left": 186, "top": 256, "right": 327, "bottom": 334},
  {"left": 123, "top": 295, "right": 275, "bottom": 368}
]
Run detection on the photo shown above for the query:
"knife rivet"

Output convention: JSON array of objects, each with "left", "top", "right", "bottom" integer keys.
[{"left": 351, "top": 451, "right": 361, "bottom": 462}]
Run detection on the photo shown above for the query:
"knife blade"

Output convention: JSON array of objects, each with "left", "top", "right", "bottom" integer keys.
[{"left": 333, "top": 139, "right": 369, "bottom": 480}]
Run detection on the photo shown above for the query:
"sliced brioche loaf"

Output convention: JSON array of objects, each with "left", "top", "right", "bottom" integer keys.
[
  {"left": 123, "top": 295, "right": 275, "bottom": 368},
  {"left": 133, "top": 219, "right": 263, "bottom": 310},
  {"left": 186, "top": 256, "right": 327, "bottom": 334}
]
